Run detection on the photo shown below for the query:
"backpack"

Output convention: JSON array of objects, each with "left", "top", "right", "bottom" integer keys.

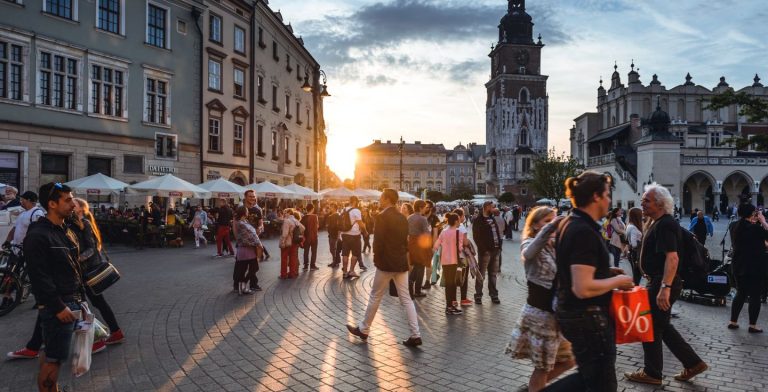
[
  {"left": 341, "top": 208, "right": 355, "bottom": 232},
  {"left": 677, "top": 227, "right": 709, "bottom": 286},
  {"left": 292, "top": 223, "right": 302, "bottom": 244}
]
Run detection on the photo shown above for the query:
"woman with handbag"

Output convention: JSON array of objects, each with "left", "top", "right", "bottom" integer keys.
[
  {"left": 190, "top": 205, "right": 209, "bottom": 249},
  {"left": 608, "top": 207, "right": 627, "bottom": 267},
  {"left": 453, "top": 208, "right": 475, "bottom": 307},
  {"left": 505, "top": 206, "right": 574, "bottom": 392},
  {"left": 625, "top": 207, "right": 644, "bottom": 285},
  {"left": 71, "top": 198, "right": 124, "bottom": 348},
  {"left": 279, "top": 209, "right": 305, "bottom": 279},
  {"left": 432, "top": 213, "right": 464, "bottom": 315},
  {"left": 233, "top": 206, "right": 262, "bottom": 295}
]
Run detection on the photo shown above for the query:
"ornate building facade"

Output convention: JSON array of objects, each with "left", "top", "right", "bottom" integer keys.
[
  {"left": 485, "top": 0, "right": 548, "bottom": 196},
  {"left": 355, "top": 140, "right": 446, "bottom": 194},
  {"left": 571, "top": 65, "right": 768, "bottom": 213}
]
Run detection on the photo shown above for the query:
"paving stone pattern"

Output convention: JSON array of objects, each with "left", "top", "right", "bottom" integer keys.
[{"left": 0, "top": 220, "right": 766, "bottom": 391}]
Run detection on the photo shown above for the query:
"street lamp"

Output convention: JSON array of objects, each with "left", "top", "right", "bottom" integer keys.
[
  {"left": 302, "top": 68, "right": 330, "bottom": 97},
  {"left": 398, "top": 136, "right": 405, "bottom": 191},
  {"left": 303, "top": 67, "right": 331, "bottom": 192}
]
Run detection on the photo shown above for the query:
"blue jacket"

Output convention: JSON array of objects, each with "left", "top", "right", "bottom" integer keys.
[{"left": 688, "top": 216, "right": 713, "bottom": 236}]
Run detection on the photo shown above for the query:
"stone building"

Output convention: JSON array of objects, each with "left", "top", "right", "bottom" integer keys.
[
  {"left": 571, "top": 65, "right": 768, "bottom": 213},
  {"left": 485, "top": 0, "right": 548, "bottom": 196},
  {"left": 0, "top": 0, "right": 203, "bottom": 194},
  {"left": 469, "top": 143, "right": 488, "bottom": 194},
  {"left": 446, "top": 143, "right": 487, "bottom": 195},
  {"left": 355, "top": 140, "right": 446, "bottom": 194}
]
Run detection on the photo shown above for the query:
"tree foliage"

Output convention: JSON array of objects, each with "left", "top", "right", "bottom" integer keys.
[
  {"left": 449, "top": 182, "right": 475, "bottom": 201},
  {"left": 529, "top": 149, "right": 582, "bottom": 206},
  {"left": 498, "top": 192, "right": 515, "bottom": 203},
  {"left": 426, "top": 190, "right": 446, "bottom": 202},
  {"left": 707, "top": 90, "right": 768, "bottom": 151}
]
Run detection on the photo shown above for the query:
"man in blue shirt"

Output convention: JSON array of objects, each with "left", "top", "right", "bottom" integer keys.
[{"left": 688, "top": 210, "right": 713, "bottom": 245}]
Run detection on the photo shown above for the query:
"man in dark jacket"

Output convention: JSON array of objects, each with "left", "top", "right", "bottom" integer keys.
[
  {"left": 326, "top": 203, "right": 342, "bottom": 267},
  {"left": 301, "top": 203, "right": 319, "bottom": 270},
  {"left": 347, "top": 188, "right": 422, "bottom": 347},
  {"left": 472, "top": 200, "right": 503, "bottom": 304},
  {"left": 25, "top": 182, "right": 83, "bottom": 392}
]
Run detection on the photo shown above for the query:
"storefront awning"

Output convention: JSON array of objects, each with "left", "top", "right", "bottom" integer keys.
[{"left": 588, "top": 124, "right": 630, "bottom": 143}]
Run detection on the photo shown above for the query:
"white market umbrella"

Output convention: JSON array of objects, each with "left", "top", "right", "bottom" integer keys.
[
  {"left": 284, "top": 183, "right": 321, "bottom": 200},
  {"left": 353, "top": 188, "right": 381, "bottom": 201},
  {"left": 245, "top": 181, "right": 296, "bottom": 199},
  {"left": 197, "top": 178, "right": 247, "bottom": 199},
  {"left": 64, "top": 173, "right": 129, "bottom": 195},
  {"left": 127, "top": 174, "right": 211, "bottom": 199},
  {"left": 398, "top": 191, "right": 417, "bottom": 202},
  {"left": 320, "top": 187, "right": 357, "bottom": 200}
]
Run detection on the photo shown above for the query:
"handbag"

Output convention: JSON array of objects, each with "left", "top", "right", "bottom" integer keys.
[
  {"left": 610, "top": 286, "right": 655, "bottom": 344},
  {"left": 84, "top": 249, "right": 121, "bottom": 295},
  {"left": 454, "top": 230, "right": 465, "bottom": 286}
]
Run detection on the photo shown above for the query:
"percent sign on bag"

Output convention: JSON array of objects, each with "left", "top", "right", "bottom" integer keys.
[{"left": 611, "top": 287, "right": 655, "bottom": 344}]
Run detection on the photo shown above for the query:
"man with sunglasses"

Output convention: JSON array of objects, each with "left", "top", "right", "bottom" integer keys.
[{"left": 24, "top": 182, "right": 84, "bottom": 392}]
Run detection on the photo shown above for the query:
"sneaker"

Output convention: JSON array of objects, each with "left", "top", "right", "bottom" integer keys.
[
  {"left": 402, "top": 337, "right": 422, "bottom": 347},
  {"left": 6, "top": 348, "right": 39, "bottom": 359},
  {"left": 251, "top": 285, "right": 263, "bottom": 291},
  {"left": 475, "top": 298, "right": 482, "bottom": 305},
  {"left": 346, "top": 325, "right": 368, "bottom": 340},
  {"left": 451, "top": 306, "right": 463, "bottom": 315},
  {"left": 92, "top": 340, "right": 107, "bottom": 354},
  {"left": 674, "top": 362, "right": 708, "bottom": 381},
  {"left": 105, "top": 329, "right": 125, "bottom": 345},
  {"left": 347, "top": 271, "right": 359, "bottom": 278},
  {"left": 460, "top": 299, "right": 473, "bottom": 306},
  {"left": 213, "top": 254, "right": 223, "bottom": 258},
  {"left": 624, "top": 370, "right": 662, "bottom": 385},
  {"left": 451, "top": 301, "right": 459, "bottom": 308}
]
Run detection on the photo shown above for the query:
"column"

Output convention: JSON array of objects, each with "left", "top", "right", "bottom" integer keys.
[{"left": 752, "top": 192, "right": 759, "bottom": 207}]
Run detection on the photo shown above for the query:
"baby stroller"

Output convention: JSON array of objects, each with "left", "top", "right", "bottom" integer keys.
[{"left": 680, "top": 222, "right": 734, "bottom": 306}]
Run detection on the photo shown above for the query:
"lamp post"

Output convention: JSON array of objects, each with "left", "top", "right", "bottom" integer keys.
[
  {"left": 302, "top": 67, "right": 330, "bottom": 192},
  {"left": 398, "top": 136, "right": 404, "bottom": 191}
]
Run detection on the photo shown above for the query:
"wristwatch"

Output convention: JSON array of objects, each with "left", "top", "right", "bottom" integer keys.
[{"left": 661, "top": 283, "right": 672, "bottom": 289}]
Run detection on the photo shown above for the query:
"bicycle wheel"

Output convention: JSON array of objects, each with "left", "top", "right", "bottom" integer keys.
[{"left": 0, "top": 269, "right": 22, "bottom": 317}]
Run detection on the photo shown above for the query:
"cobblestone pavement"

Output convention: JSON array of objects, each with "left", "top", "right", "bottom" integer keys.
[{"left": 0, "top": 220, "right": 766, "bottom": 391}]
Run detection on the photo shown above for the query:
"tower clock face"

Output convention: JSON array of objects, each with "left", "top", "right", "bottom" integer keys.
[{"left": 515, "top": 49, "right": 530, "bottom": 66}]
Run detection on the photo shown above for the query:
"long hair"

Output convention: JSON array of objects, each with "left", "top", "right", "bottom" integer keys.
[
  {"left": 74, "top": 198, "right": 102, "bottom": 251},
  {"left": 627, "top": 207, "right": 643, "bottom": 230},
  {"left": 522, "top": 206, "right": 555, "bottom": 240}
]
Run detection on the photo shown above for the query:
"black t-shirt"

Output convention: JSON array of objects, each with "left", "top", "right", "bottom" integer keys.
[
  {"left": 640, "top": 214, "right": 679, "bottom": 277},
  {"left": 555, "top": 209, "right": 612, "bottom": 310},
  {"left": 216, "top": 206, "right": 233, "bottom": 226}
]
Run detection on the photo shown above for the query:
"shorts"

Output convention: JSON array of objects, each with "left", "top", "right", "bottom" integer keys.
[
  {"left": 341, "top": 234, "right": 362, "bottom": 259},
  {"left": 40, "top": 301, "right": 80, "bottom": 363}
]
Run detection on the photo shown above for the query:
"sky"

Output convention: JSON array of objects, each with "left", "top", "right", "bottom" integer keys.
[{"left": 269, "top": 0, "right": 768, "bottom": 180}]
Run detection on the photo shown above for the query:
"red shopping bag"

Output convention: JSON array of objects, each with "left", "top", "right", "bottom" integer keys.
[{"left": 610, "top": 286, "right": 654, "bottom": 344}]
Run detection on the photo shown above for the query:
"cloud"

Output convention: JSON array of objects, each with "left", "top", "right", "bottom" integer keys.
[{"left": 365, "top": 74, "right": 398, "bottom": 86}]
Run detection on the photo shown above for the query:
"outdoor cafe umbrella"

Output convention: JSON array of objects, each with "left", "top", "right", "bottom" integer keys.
[
  {"left": 283, "top": 183, "right": 321, "bottom": 200},
  {"left": 127, "top": 174, "right": 211, "bottom": 199},
  {"left": 244, "top": 181, "right": 296, "bottom": 199},
  {"left": 196, "top": 178, "right": 247, "bottom": 199},
  {"left": 397, "top": 191, "right": 418, "bottom": 202},
  {"left": 353, "top": 188, "right": 381, "bottom": 201},
  {"left": 64, "top": 173, "right": 129, "bottom": 195},
  {"left": 320, "top": 187, "right": 357, "bottom": 200}
]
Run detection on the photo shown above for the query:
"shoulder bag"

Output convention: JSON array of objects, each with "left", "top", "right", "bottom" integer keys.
[
  {"left": 454, "top": 229, "right": 465, "bottom": 287},
  {"left": 84, "top": 248, "right": 121, "bottom": 295}
]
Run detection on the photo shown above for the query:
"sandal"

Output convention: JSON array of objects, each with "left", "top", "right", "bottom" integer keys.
[
  {"left": 727, "top": 323, "right": 739, "bottom": 330},
  {"left": 748, "top": 327, "right": 763, "bottom": 333}
]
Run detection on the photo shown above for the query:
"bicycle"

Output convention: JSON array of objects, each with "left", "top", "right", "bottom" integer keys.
[{"left": 0, "top": 244, "right": 30, "bottom": 317}]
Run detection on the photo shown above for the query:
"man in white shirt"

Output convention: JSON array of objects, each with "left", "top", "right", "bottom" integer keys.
[
  {"left": 341, "top": 196, "right": 365, "bottom": 279},
  {"left": 4, "top": 191, "right": 45, "bottom": 254}
]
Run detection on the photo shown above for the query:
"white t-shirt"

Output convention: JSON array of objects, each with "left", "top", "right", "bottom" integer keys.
[
  {"left": 12, "top": 206, "right": 45, "bottom": 245},
  {"left": 341, "top": 207, "right": 362, "bottom": 236}
]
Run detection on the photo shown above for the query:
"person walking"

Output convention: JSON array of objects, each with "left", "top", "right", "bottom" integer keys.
[
  {"left": 543, "top": 171, "right": 634, "bottom": 392},
  {"left": 472, "top": 201, "right": 503, "bottom": 304},
  {"left": 3, "top": 191, "right": 45, "bottom": 251},
  {"left": 506, "top": 206, "right": 575, "bottom": 392},
  {"left": 24, "top": 183, "right": 84, "bottom": 392},
  {"left": 362, "top": 208, "right": 375, "bottom": 254},
  {"left": 214, "top": 200, "right": 234, "bottom": 258},
  {"left": 608, "top": 208, "right": 626, "bottom": 268},
  {"left": 190, "top": 205, "right": 209, "bottom": 249},
  {"left": 624, "top": 184, "right": 708, "bottom": 385},
  {"left": 346, "top": 189, "right": 422, "bottom": 347},
  {"left": 688, "top": 210, "right": 713, "bottom": 245},
  {"left": 408, "top": 200, "right": 432, "bottom": 298},
  {"left": 301, "top": 203, "right": 319, "bottom": 270},
  {"left": 233, "top": 206, "right": 261, "bottom": 294},
  {"left": 279, "top": 209, "right": 304, "bottom": 279},
  {"left": 326, "top": 203, "right": 342, "bottom": 267},
  {"left": 340, "top": 197, "right": 365, "bottom": 279},
  {"left": 433, "top": 213, "right": 465, "bottom": 315},
  {"left": 625, "top": 207, "right": 644, "bottom": 285},
  {"left": 423, "top": 200, "right": 440, "bottom": 289},
  {"left": 453, "top": 208, "right": 474, "bottom": 306},
  {"left": 728, "top": 203, "right": 768, "bottom": 332}
]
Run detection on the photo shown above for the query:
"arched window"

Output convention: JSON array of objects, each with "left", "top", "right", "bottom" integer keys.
[
  {"left": 519, "top": 88, "right": 529, "bottom": 104},
  {"left": 520, "top": 127, "right": 528, "bottom": 146},
  {"left": 677, "top": 99, "right": 685, "bottom": 120}
]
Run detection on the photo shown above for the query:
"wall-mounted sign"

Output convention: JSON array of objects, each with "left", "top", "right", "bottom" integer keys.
[
  {"left": 168, "top": 191, "right": 183, "bottom": 197},
  {"left": 207, "top": 170, "right": 221, "bottom": 180},
  {"left": 217, "top": 193, "right": 231, "bottom": 198},
  {"left": 86, "top": 189, "right": 101, "bottom": 195},
  {"left": 147, "top": 165, "right": 178, "bottom": 176}
]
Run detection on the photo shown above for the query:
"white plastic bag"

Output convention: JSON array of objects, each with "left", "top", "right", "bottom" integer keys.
[
  {"left": 71, "top": 304, "right": 95, "bottom": 377},
  {"left": 93, "top": 318, "right": 109, "bottom": 341}
]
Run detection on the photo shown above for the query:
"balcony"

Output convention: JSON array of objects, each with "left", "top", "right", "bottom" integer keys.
[{"left": 587, "top": 153, "right": 615, "bottom": 167}]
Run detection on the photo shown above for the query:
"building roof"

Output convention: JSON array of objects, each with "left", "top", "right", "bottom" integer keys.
[
  {"left": 514, "top": 147, "right": 536, "bottom": 155},
  {"left": 359, "top": 140, "right": 446, "bottom": 153},
  {"left": 588, "top": 124, "right": 630, "bottom": 143}
]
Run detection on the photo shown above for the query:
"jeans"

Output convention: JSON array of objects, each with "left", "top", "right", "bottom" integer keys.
[
  {"left": 328, "top": 235, "right": 341, "bottom": 265},
  {"left": 362, "top": 234, "right": 371, "bottom": 253},
  {"left": 543, "top": 307, "right": 617, "bottom": 392},
  {"left": 409, "top": 265, "right": 425, "bottom": 295},
  {"left": 475, "top": 248, "right": 500, "bottom": 300},
  {"left": 303, "top": 239, "right": 318, "bottom": 267},
  {"left": 608, "top": 244, "right": 622, "bottom": 268},
  {"left": 642, "top": 278, "right": 702, "bottom": 379},
  {"left": 627, "top": 249, "right": 642, "bottom": 285},
  {"left": 443, "top": 264, "right": 458, "bottom": 307},
  {"left": 216, "top": 225, "right": 234, "bottom": 256},
  {"left": 358, "top": 270, "right": 420, "bottom": 339},
  {"left": 459, "top": 265, "right": 469, "bottom": 300},
  {"left": 234, "top": 258, "right": 258, "bottom": 286},
  {"left": 731, "top": 283, "right": 762, "bottom": 325},
  {"left": 39, "top": 301, "right": 80, "bottom": 362}
]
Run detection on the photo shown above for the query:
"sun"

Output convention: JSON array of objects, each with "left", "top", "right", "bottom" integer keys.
[{"left": 325, "top": 135, "right": 359, "bottom": 181}]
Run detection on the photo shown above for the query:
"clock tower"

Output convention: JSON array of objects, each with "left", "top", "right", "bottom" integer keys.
[{"left": 485, "top": 0, "right": 548, "bottom": 197}]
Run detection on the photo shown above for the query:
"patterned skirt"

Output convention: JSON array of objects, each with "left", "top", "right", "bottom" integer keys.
[{"left": 505, "top": 304, "right": 574, "bottom": 371}]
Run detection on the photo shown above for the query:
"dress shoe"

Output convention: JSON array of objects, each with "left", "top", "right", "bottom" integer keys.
[
  {"left": 346, "top": 325, "right": 368, "bottom": 340},
  {"left": 674, "top": 362, "right": 708, "bottom": 381},
  {"left": 624, "top": 369, "right": 662, "bottom": 385},
  {"left": 402, "top": 337, "right": 422, "bottom": 347}
]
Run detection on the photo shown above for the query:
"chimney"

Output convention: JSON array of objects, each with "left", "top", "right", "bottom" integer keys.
[
  {"left": 386, "top": 140, "right": 391, "bottom": 144},
  {"left": 374, "top": 139, "right": 381, "bottom": 144},
  {"left": 415, "top": 141, "right": 421, "bottom": 144}
]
